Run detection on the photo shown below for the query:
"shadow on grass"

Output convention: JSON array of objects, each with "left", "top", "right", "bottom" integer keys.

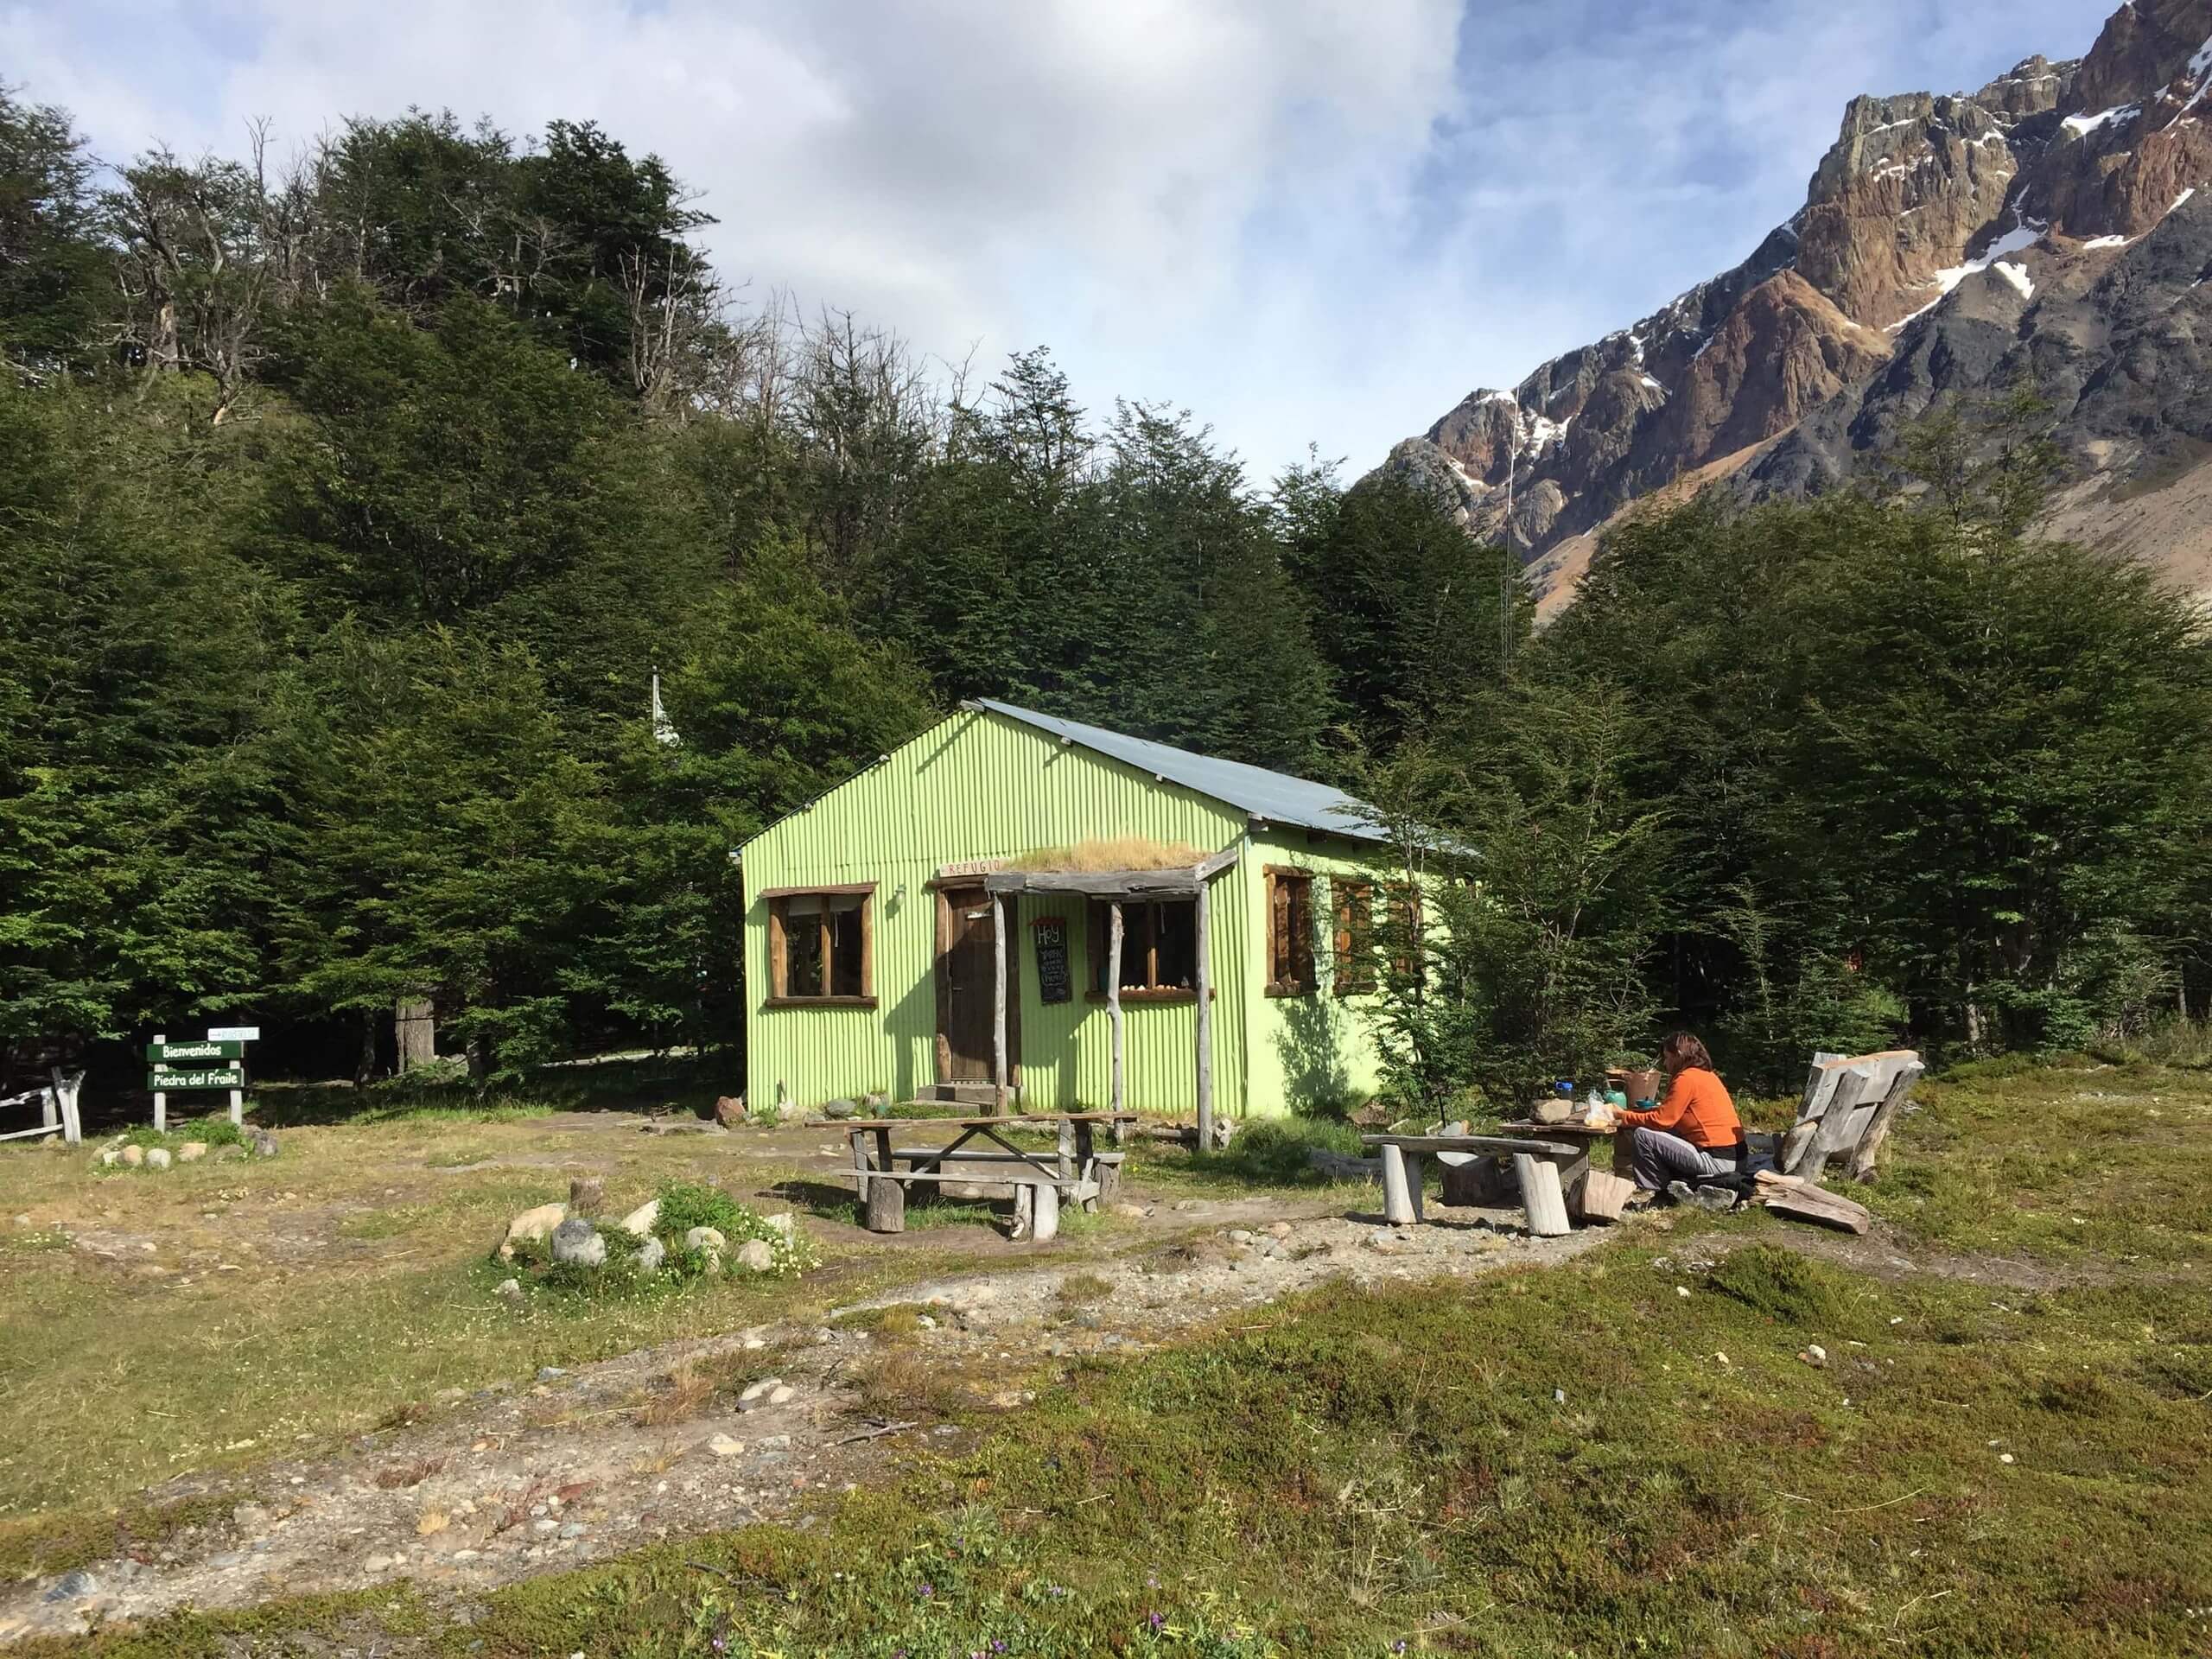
[
  {"left": 760, "top": 1174, "right": 1006, "bottom": 1234},
  {"left": 250, "top": 1053, "right": 734, "bottom": 1128},
  {"left": 1130, "top": 1112, "right": 1370, "bottom": 1194}
]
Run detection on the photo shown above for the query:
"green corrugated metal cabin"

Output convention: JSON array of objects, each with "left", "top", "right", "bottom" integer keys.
[{"left": 739, "top": 699, "right": 1405, "bottom": 1121}]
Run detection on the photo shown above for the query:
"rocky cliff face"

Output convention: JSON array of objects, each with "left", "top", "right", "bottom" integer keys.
[{"left": 1384, "top": 0, "right": 2212, "bottom": 608}]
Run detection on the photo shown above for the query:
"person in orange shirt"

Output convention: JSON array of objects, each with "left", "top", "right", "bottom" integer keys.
[{"left": 1616, "top": 1032, "right": 1745, "bottom": 1192}]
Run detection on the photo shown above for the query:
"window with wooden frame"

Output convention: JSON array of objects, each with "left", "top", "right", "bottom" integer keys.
[
  {"left": 1333, "top": 878, "right": 1376, "bottom": 996},
  {"left": 1086, "top": 899, "right": 1198, "bottom": 1001},
  {"left": 1265, "top": 868, "right": 1315, "bottom": 996},
  {"left": 763, "top": 884, "right": 875, "bottom": 1007}
]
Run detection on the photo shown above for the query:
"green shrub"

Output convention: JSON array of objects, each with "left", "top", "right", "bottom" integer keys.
[
  {"left": 1704, "top": 1246, "right": 1847, "bottom": 1330},
  {"left": 115, "top": 1116, "right": 250, "bottom": 1153},
  {"left": 498, "top": 1180, "right": 818, "bottom": 1301}
]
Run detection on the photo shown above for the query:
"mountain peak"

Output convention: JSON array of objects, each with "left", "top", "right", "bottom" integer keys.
[{"left": 1383, "top": 0, "right": 2212, "bottom": 613}]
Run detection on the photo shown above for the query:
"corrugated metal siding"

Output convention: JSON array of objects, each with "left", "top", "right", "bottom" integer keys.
[
  {"left": 1238, "top": 829, "right": 1408, "bottom": 1114},
  {"left": 743, "top": 709, "right": 1252, "bottom": 1115}
]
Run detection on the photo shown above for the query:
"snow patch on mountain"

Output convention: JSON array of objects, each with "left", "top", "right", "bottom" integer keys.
[{"left": 2063, "top": 102, "right": 2139, "bottom": 136}]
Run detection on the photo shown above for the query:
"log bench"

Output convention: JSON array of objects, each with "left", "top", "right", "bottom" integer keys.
[{"left": 1360, "top": 1133, "right": 1590, "bottom": 1233}]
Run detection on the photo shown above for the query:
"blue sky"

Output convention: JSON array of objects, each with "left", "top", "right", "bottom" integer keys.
[{"left": 4, "top": 0, "right": 2107, "bottom": 480}]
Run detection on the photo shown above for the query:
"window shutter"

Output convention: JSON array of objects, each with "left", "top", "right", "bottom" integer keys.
[{"left": 1269, "top": 874, "right": 1287, "bottom": 986}]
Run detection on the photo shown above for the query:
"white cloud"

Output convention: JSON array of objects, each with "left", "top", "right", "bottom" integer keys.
[{"left": 3, "top": 0, "right": 2109, "bottom": 479}]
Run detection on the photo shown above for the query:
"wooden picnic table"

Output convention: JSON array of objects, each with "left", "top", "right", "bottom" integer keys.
[
  {"left": 844, "top": 1111, "right": 1137, "bottom": 1242},
  {"left": 1360, "top": 1132, "right": 1590, "bottom": 1231},
  {"left": 1495, "top": 1116, "right": 1630, "bottom": 1174}
]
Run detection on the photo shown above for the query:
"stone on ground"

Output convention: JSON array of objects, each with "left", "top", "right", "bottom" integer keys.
[
  {"left": 734, "top": 1238, "right": 775, "bottom": 1273},
  {"left": 176, "top": 1141, "right": 207, "bottom": 1162},
  {"left": 550, "top": 1217, "right": 607, "bottom": 1268},
  {"left": 120, "top": 1145, "right": 145, "bottom": 1166},
  {"left": 503, "top": 1202, "right": 568, "bottom": 1255},
  {"left": 713, "top": 1095, "right": 747, "bottom": 1128},
  {"left": 706, "top": 1433, "right": 745, "bottom": 1458},
  {"left": 493, "top": 1277, "right": 523, "bottom": 1301},
  {"left": 617, "top": 1199, "right": 659, "bottom": 1236},
  {"left": 632, "top": 1236, "right": 666, "bottom": 1272},
  {"left": 251, "top": 1129, "right": 279, "bottom": 1158},
  {"left": 144, "top": 1147, "right": 172, "bottom": 1171}
]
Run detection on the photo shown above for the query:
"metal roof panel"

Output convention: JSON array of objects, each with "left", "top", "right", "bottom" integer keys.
[{"left": 969, "top": 698, "right": 1388, "bottom": 844}]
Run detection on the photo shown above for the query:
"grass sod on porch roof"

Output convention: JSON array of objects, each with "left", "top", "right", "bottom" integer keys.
[{"left": 1002, "top": 837, "right": 1208, "bottom": 873}]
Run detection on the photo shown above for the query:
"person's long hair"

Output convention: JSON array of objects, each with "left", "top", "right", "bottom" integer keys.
[{"left": 1659, "top": 1032, "right": 1714, "bottom": 1076}]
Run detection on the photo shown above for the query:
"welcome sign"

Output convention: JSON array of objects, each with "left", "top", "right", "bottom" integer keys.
[{"left": 147, "top": 1039, "right": 245, "bottom": 1063}]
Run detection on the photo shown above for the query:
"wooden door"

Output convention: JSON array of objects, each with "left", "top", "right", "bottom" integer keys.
[{"left": 937, "top": 886, "right": 1017, "bottom": 1083}]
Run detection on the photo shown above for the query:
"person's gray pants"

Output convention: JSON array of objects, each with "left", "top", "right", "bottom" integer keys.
[{"left": 1629, "top": 1126, "right": 1738, "bottom": 1192}]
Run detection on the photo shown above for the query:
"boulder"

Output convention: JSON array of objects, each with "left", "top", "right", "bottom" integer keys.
[
  {"left": 734, "top": 1238, "right": 775, "bottom": 1273},
  {"left": 760, "top": 1211, "right": 796, "bottom": 1238},
  {"left": 567, "top": 1176, "right": 604, "bottom": 1216},
  {"left": 550, "top": 1217, "right": 607, "bottom": 1268},
  {"left": 632, "top": 1236, "right": 666, "bottom": 1272},
  {"left": 493, "top": 1277, "right": 524, "bottom": 1301},
  {"left": 144, "top": 1147, "right": 172, "bottom": 1171},
  {"left": 176, "top": 1141, "right": 207, "bottom": 1163},
  {"left": 502, "top": 1202, "right": 569, "bottom": 1257},
  {"left": 684, "top": 1226, "right": 726, "bottom": 1267},
  {"left": 120, "top": 1144, "right": 145, "bottom": 1166},
  {"left": 251, "top": 1130, "right": 279, "bottom": 1158},
  {"left": 617, "top": 1199, "right": 659, "bottom": 1237},
  {"left": 823, "top": 1098, "right": 857, "bottom": 1120},
  {"left": 714, "top": 1095, "right": 747, "bottom": 1129},
  {"left": 95, "top": 1148, "right": 121, "bottom": 1168}
]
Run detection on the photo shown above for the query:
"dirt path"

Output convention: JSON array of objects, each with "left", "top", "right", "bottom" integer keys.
[{"left": 0, "top": 1187, "right": 1602, "bottom": 1644}]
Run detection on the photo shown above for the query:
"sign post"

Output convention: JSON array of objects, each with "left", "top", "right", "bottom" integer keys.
[
  {"left": 147, "top": 1027, "right": 260, "bottom": 1129},
  {"left": 208, "top": 1027, "right": 258, "bottom": 1126}
]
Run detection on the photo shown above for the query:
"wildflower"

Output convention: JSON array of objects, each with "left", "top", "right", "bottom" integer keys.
[
  {"left": 993, "top": 1643, "right": 1007, "bottom": 1654},
  {"left": 918, "top": 1582, "right": 934, "bottom": 1599},
  {"left": 1394, "top": 1643, "right": 1408, "bottom": 1655},
  {"left": 1147, "top": 1611, "right": 1166, "bottom": 1632}
]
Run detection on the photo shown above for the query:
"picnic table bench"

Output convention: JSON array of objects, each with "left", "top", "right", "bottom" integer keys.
[
  {"left": 1361, "top": 1132, "right": 1594, "bottom": 1234},
  {"left": 845, "top": 1111, "right": 1136, "bottom": 1242}
]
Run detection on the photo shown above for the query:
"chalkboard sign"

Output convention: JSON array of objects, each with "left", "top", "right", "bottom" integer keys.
[{"left": 1031, "top": 915, "right": 1072, "bottom": 1005}]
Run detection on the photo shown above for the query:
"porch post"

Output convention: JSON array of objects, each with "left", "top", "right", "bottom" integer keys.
[
  {"left": 992, "top": 892, "right": 1009, "bottom": 1116},
  {"left": 1108, "top": 900, "right": 1125, "bottom": 1118},
  {"left": 1194, "top": 877, "right": 1212, "bottom": 1150}
]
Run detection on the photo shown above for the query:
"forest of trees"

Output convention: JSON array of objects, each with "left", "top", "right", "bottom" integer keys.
[{"left": 3, "top": 86, "right": 2207, "bottom": 1104}]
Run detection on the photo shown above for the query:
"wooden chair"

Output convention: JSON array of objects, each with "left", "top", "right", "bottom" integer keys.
[{"left": 1779, "top": 1050, "right": 1924, "bottom": 1184}]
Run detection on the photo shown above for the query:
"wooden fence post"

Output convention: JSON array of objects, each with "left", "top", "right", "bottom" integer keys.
[
  {"left": 1107, "top": 902, "right": 1125, "bottom": 1118},
  {"left": 992, "top": 893, "right": 1009, "bottom": 1116},
  {"left": 1194, "top": 879, "right": 1213, "bottom": 1151}
]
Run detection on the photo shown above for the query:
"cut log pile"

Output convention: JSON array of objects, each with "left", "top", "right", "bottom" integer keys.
[
  {"left": 1753, "top": 1169, "right": 1872, "bottom": 1235},
  {"left": 1576, "top": 1168, "right": 1634, "bottom": 1224}
]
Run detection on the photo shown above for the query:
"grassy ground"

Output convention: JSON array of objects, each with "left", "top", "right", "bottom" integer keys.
[
  {"left": 8, "top": 1059, "right": 2210, "bottom": 1656},
  {"left": 0, "top": 1104, "right": 983, "bottom": 1547}
]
